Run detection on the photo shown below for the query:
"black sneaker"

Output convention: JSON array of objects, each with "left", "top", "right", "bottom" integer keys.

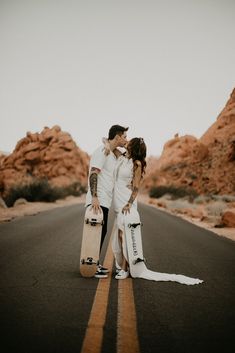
[
  {"left": 94, "top": 270, "right": 108, "bottom": 279},
  {"left": 98, "top": 264, "right": 109, "bottom": 273}
]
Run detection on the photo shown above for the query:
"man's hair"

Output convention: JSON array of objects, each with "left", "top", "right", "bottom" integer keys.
[{"left": 108, "top": 125, "right": 129, "bottom": 140}]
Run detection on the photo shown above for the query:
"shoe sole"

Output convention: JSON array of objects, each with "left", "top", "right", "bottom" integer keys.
[
  {"left": 115, "top": 273, "right": 129, "bottom": 280},
  {"left": 115, "top": 276, "right": 129, "bottom": 280}
]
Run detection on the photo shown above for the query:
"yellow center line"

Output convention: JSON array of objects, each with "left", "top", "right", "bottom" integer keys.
[
  {"left": 117, "top": 278, "right": 140, "bottom": 353},
  {"left": 80, "top": 222, "right": 140, "bottom": 353},
  {"left": 80, "top": 225, "right": 115, "bottom": 353}
]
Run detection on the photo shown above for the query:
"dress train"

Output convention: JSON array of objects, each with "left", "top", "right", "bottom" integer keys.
[{"left": 112, "top": 216, "right": 203, "bottom": 286}]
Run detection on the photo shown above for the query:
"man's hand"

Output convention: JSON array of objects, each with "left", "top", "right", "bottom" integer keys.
[{"left": 91, "top": 196, "right": 102, "bottom": 214}]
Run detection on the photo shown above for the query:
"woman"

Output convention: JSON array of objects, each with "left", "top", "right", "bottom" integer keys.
[
  {"left": 104, "top": 137, "right": 203, "bottom": 285},
  {"left": 112, "top": 137, "right": 146, "bottom": 279}
]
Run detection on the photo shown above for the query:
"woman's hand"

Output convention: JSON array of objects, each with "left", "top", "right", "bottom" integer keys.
[
  {"left": 102, "top": 137, "right": 111, "bottom": 156},
  {"left": 122, "top": 202, "right": 131, "bottom": 214}
]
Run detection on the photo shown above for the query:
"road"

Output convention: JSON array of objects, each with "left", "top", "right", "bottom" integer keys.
[{"left": 0, "top": 203, "right": 235, "bottom": 353}]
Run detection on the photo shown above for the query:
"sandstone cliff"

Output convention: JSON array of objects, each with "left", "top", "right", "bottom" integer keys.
[
  {"left": 0, "top": 126, "right": 89, "bottom": 197},
  {"left": 143, "top": 88, "right": 235, "bottom": 195}
]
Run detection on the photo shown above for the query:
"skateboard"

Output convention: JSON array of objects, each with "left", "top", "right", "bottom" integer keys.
[
  {"left": 80, "top": 206, "right": 104, "bottom": 277},
  {"left": 124, "top": 208, "right": 146, "bottom": 278}
]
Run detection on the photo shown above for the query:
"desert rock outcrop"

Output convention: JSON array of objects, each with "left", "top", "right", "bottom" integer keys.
[
  {"left": 221, "top": 209, "right": 235, "bottom": 228},
  {"left": 0, "top": 126, "right": 89, "bottom": 197},
  {"left": 143, "top": 88, "right": 235, "bottom": 195}
]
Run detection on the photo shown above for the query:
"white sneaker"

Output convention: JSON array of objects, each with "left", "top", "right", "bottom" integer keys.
[{"left": 115, "top": 269, "right": 129, "bottom": 280}]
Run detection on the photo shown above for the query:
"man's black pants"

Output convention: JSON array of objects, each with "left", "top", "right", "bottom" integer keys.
[{"left": 100, "top": 206, "right": 109, "bottom": 252}]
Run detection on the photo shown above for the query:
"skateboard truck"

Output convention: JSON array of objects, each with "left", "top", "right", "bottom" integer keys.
[
  {"left": 81, "top": 257, "right": 98, "bottom": 265},
  {"left": 85, "top": 218, "right": 104, "bottom": 226},
  {"left": 128, "top": 222, "right": 143, "bottom": 228},
  {"left": 132, "top": 257, "right": 146, "bottom": 265}
]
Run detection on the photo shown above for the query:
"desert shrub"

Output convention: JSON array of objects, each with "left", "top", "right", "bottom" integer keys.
[
  {"left": 62, "top": 182, "right": 87, "bottom": 197},
  {"left": 167, "top": 199, "right": 197, "bottom": 210},
  {"left": 4, "top": 179, "right": 86, "bottom": 207},
  {"left": 52, "top": 181, "right": 87, "bottom": 200},
  {"left": 4, "top": 179, "right": 60, "bottom": 207},
  {"left": 210, "top": 194, "right": 235, "bottom": 203},
  {"left": 149, "top": 185, "right": 198, "bottom": 200},
  {"left": 194, "top": 195, "right": 212, "bottom": 204},
  {"left": 206, "top": 201, "right": 227, "bottom": 217}
]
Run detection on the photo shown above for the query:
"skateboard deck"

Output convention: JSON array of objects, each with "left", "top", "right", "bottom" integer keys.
[
  {"left": 124, "top": 208, "right": 146, "bottom": 278},
  {"left": 80, "top": 206, "right": 103, "bottom": 277}
]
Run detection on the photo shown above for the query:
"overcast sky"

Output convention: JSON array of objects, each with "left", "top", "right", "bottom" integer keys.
[{"left": 0, "top": 0, "right": 234, "bottom": 157}]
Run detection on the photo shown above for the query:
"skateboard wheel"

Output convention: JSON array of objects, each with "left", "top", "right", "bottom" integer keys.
[{"left": 81, "top": 259, "right": 85, "bottom": 264}]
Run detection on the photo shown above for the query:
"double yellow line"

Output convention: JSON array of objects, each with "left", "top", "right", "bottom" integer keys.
[{"left": 81, "top": 226, "right": 140, "bottom": 353}]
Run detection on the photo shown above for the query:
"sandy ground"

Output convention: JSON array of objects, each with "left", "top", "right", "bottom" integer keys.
[
  {"left": 0, "top": 194, "right": 86, "bottom": 223},
  {"left": 0, "top": 193, "right": 234, "bottom": 242},
  {"left": 138, "top": 193, "right": 235, "bottom": 242}
]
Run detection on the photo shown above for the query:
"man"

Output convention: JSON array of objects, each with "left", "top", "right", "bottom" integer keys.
[{"left": 85, "top": 125, "right": 128, "bottom": 278}]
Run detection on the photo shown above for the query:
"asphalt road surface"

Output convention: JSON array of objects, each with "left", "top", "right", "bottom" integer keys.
[{"left": 0, "top": 203, "right": 234, "bottom": 353}]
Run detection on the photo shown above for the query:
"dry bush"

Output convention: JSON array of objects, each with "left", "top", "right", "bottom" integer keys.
[
  {"left": 3, "top": 178, "right": 86, "bottom": 207},
  {"left": 166, "top": 199, "right": 197, "bottom": 211},
  {"left": 210, "top": 195, "right": 235, "bottom": 203},
  {"left": 149, "top": 185, "right": 198, "bottom": 200},
  {"left": 206, "top": 201, "right": 227, "bottom": 217},
  {"left": 194, "top": 195, "right": 212, "bottom": 204}
]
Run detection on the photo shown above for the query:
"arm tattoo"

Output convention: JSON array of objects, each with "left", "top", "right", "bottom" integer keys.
[
  {"left": 128, "top": 186, "right": 139, "bottom": 204},
  {"left": 89, "top": 172, "right": 98, "bottom": 197}
]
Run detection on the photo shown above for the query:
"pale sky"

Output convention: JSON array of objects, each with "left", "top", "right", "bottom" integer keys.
[{"left": 0, "top": 0, "right": 234, "bottom": 157}]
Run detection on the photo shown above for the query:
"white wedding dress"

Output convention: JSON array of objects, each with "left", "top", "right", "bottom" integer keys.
[{"left": 112, "top": 155, "right": 203, "bottom": 285}]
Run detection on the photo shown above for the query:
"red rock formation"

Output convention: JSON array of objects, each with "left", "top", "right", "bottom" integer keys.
[
  {"left": 0, "top": 126, "right": 89, "bottom": 196},
  {"left": 221, "top": 209, "right": 235, "bottom": 227},
  {"left": 143, "top": 88, "right": 235, "bottom": 195},
  {"left": 0, "top": 152, "right": 5, "bottom": 166}
]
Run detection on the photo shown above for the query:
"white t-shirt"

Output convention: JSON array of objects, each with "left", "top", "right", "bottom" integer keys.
[{"left": 85, "top": 145, "right": 118, "bottom": 208}]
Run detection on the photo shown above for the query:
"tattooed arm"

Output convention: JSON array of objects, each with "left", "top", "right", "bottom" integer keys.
[
  {"left": 90, "top": 167, "right": 102, "bottom": 213},
  {"left": 122, "top": 161, "right": 142, "bottom": 214}
]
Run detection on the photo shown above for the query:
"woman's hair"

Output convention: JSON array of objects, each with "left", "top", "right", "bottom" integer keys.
[{"left": 127, "top": 137, "right": 147, "bottom": 176}]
